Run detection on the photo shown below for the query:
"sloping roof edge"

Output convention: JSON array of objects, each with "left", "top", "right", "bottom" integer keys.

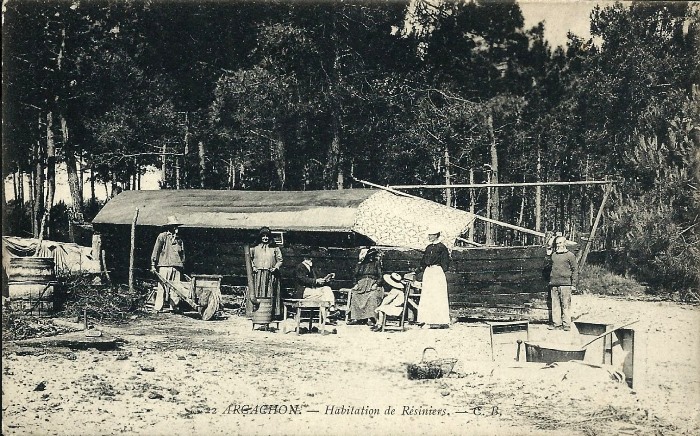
[{"left": 92, "top": 189, "right": 378, "bottom": 231}]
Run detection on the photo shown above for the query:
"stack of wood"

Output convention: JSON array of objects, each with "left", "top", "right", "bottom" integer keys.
[{"left": 353, "top": 191, "right": 474, "bottom": 250}]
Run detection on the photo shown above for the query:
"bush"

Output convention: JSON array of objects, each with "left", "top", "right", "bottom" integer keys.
[
  {"left": 579, "top": 265, "right": 648, "bottom": 297},
  {"left": 607, "top": 198, "right": 700, "bottom": 294}
]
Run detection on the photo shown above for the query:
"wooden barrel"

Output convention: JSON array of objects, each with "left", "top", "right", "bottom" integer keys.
[
  {"left": 8, "top": 257, "right": 56, "bottom": 283},
  {"left": 252, "top": 297, "right": 273, "bottom": 324},
  {"left": 7, "top": 257, "right": 56, "bottom": 316}
]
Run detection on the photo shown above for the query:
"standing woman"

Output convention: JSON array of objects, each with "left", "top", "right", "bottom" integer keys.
[
  {"left": 250, "top": 227, "right": 283, "bottom": 319},
  {"left": 347, "top": 247, "right": 383, "bottom": 325},
  {"left": 417, "top": 225, "right": 451, "bottom": 328}
]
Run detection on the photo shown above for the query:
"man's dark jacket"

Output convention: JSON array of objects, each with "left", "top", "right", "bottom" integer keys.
[{"left": 293, "top": 261, "right": 318, "bottom": 299}]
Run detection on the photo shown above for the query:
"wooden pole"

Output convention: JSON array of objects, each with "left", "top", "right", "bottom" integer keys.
[
  {"left": 129, "top": 208, "right": 139, "bottom": 293},
  {"left": 356, "top": 176, "right": 545, "bottom": 239},
  {"left": 243, "top": 244, "right": 254, "bottom": 318},
  {"left": 352, "top": 177, "right": 423, "bottom": 200},
  {"left": 34, "top": 212, "right": 48, "bottom": 256},
  {"left": 101, "top": 249, "right": 111, "bottom": 284},
  {"left": 456, "top": 237, "right": 483, "bottom": 247},
  {"left": 468, "top": 168, "right": 475, "bottom": 242},
  {"left": 390, "top": 180, "right": 615, "bottom": 189},
  {"left": 473, "top": 214, "right": 545, "bottom": 239},
  {"left": 444, "top": 148, "right": 451, "bottom": 207},
  {"left": 485, "top": 170, "right": 493, "bottom": 245},
  {"left": 578, "top": 184, "right": 611, "bottom": 269},
  {"left": 535, "top": 146, "right": 542, "bottom": 233}
]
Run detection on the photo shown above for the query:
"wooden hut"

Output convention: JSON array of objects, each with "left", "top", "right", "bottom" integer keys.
[{"left": 91, "top": 189, "right": 549, "bottom": 320}]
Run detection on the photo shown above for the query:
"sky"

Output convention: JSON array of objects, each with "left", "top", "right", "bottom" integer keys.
[
  {"left": 4, "top": 0, "right": 616, "bottom": 204},
  {"left": 520, "top": 0, "right": 618, "bottom": 48}
]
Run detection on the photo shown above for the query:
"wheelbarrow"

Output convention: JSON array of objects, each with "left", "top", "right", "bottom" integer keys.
[
  {"left": 153, "top": 272, "right": 222, "bottom": 321},
  {"left": 519, "top": 320, "right": 639, "bottom": 363}
]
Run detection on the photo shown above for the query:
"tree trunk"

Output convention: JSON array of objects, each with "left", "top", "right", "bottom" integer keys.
[
  {"left": 228, "top": 157, "right": 234, "bottom": 189},
  {"left": 12, "top": 172, "right": 18, "bottom": 202},
  {"left": 324, "top": 16, "right": 342, "bottom": 190},
  {"left": 62, "top": 116, "right": 83, "bottom": 217},
  {"left": 90, "top": 164, "right": 96, "bottom": 206},
  {"left": 161, "top": 143, "right": 167, "bottom": 188},
  {"left": 517, "top": 186, "right": 526, "bottom": 228},
  {"left": 444, "top": 148, "right": 451, "bottom": 206},
  {"left": 324, "top": 114, "right": 341, "bottom": 189},
  {"left": 486, "top": 111, "right": 500, "bottom": 244},
  {"left": 46, "top": 111, "right": 56, "bottom": 238},
  {"left": 535, "top": 144, "right": 542, "bottom": 233},
  {"left": 198, "top": 141, "right": 206, "bottom": 188},
  {"left": 33, "top": 111, "right": 45, "bottom": 238},
  {"left": 18, "top": 171, "right": 25, "bottom": 205},
  {"left": 272, "top": 130, "right": 286, "bottom": 190},
  {"left": 182, "top": 112, "right": 189, "bottom": 188}
]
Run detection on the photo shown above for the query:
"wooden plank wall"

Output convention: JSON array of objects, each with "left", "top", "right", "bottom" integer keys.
[{"left": 97, "top": 225, "right": 549, "bottom": 320}]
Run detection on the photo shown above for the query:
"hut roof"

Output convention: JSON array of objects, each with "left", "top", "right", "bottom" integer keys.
[{"left": 92, "top": 189, "right": 475, "bottom": 250}]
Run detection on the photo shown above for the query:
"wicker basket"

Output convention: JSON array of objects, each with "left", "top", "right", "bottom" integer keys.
[{"left": 406, "top": 347, "right": 458, "bottom": 380}]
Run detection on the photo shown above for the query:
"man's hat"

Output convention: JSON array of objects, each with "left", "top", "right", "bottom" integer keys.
[
  {"left": 165, "top": 216, "right": 182, "bottom": 227},
  {"left": 383, "top": 272, "right": 403, "bottom": 289},
  {"left": 259, "top": 226, "right": 272, "bottom": 237}
]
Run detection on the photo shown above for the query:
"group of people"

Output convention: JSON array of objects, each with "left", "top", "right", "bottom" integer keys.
[
  {"left": 149, "top": 215, "right": 578, "bottom": 334},
  {"left": 250, "top": 224, "right": 452, "bottom": 330},
  {"left": 150, "top": 216, "right": 452, "bottom": 330},
  {"left": 341, "top": 225, "right": 451, "bottom": 330}
]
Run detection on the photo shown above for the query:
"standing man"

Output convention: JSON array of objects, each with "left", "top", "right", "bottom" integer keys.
[
  {"left": 548, "top": 235, "right": 578, "bottom": 331},
  {"left": 151, "top": 215, "right": 186, "bottom": 312}
]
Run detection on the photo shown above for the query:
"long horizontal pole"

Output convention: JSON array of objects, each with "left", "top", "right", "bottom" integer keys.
[
  {"left": 472, "top": 215, "right": 545, "bottom": 238},
  {"left": 355, "top": 176, "right": 545, "bottom": 239},
  {"left": 390, "top": 180, "right": 615, "bottom": 189},
  {"left": 352, "top": 177, "right": 423, "bottom": 200}
]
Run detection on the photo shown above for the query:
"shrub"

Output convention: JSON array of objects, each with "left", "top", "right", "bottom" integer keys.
[{"left": 579, "top": 265, "right": 648, "bottom": 297}]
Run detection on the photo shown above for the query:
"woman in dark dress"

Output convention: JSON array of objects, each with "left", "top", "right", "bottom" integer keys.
[
  {"left": 250, "top": 227, "right": 283, "bottom": 318},
  {"left": 417, "top": 226, "right": 451, "bottom": 328},
  {"left": 347, "top": 247, "right": 383, "bottom": 325}
]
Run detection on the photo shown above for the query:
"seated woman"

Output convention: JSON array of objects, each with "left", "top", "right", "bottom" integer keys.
[
  {"left": 371, "top": 273, "right": 405, "bottom": 332},
  {"left": 346, "top": 247, "right": 383, "bottom": 326}
]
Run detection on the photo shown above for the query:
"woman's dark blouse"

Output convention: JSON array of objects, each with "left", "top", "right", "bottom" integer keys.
[
  {"left": 355, "top": 260, "right": 381, "bottom": 280},
  {"left": 421, "top": 242, "right": 450, "bottom": 271}
]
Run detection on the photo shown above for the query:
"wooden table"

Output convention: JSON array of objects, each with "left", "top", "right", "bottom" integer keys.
[{"left": 282, "top": 299, "right": 331, "bottom": 335}]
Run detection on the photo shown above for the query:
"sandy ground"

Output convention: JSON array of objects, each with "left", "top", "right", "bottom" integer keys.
[{"left": 2, "top": 294, "right": 699, "bottom": 436}]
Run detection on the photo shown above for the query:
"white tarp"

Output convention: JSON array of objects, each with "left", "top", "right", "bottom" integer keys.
[
  {"left": 353, "top": 191, "right": 475, "bottom": 250},
  {"left": 2, "top": 236, "right": 101, "bottom": 276}
]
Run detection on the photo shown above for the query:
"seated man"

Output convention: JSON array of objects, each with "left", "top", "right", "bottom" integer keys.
[{"left": 294, "top": 252, "right": 337, "bottom": 314}]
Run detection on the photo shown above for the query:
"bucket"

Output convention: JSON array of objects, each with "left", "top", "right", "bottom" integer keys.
[
  {"left": 524, "top": 341, "right": 586, "bottom": 363},
  {"left": 252, "top": 297, "right": 273, "bottom": 324}
]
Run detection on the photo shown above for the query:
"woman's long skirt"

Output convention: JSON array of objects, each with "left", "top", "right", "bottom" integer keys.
[
  {"left": 417, "top": 265, "right": 450, "bottom": 325},
  {"left": 253, "top": 269, "right": 282, "bottom": 318},
  {"left": 349, "top": 277, "right": 382, "bottom": 320}
]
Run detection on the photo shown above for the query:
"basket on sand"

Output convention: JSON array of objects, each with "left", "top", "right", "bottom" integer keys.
[{"left": 406, "top": 347, "right": 458, "bottom": 380}]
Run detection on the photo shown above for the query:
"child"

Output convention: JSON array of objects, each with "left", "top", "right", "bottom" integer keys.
[{"left": 371, "top": 273, "right": 405, "bottom": 332}]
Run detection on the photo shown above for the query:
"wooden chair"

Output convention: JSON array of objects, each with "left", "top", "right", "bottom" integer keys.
[{"left": 379, "top": 280, "right": 412, "bottom": 332}]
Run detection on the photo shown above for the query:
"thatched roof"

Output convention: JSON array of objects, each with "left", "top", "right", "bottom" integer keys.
[{"left": 92, "top": 189, "right": 475, "bottom": 250}]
